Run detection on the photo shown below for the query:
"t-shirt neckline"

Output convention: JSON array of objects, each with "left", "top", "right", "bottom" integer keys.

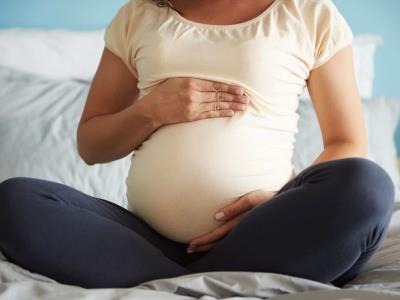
[{"left": 169, "top": 0, "right": 282, "bottom": 30}]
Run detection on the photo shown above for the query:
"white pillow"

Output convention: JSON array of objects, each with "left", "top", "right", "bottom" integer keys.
[
  {"left": 300, "top": 34, "right": 384, "bottom": 100},
  {"left": 0, "top": 66, "right": 131, "bottom": 208},
  {"left": 0, "top": 28, "right": 105, "bottom": 81}
]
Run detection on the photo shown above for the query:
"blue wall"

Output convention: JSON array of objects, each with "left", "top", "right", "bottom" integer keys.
[
  {"left": 1, "top": 0, "right": 400, "bottom": 151},
  {"left": 333, "top": 0, "right": 400, "bottom": 99},
  {"left": 0, "top": 0, "right": 127, "bottom": 30}
]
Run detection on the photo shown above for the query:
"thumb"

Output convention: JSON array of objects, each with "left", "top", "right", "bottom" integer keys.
[{"left": 214, "top": 197, "right": 253, "bottom": 221}]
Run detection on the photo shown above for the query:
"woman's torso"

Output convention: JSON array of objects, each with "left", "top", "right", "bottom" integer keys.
[{"left": 112, "top": 0, "right": 322, "bottom": 243}]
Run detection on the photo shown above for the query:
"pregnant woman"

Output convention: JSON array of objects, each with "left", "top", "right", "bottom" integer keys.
[{"left": 0, "top": 0, "right": 395, "bottom": 290}]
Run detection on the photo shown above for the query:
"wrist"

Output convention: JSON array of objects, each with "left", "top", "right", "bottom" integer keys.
[{"left": 133, "top": 97, "right": 163, "bottom": 130}]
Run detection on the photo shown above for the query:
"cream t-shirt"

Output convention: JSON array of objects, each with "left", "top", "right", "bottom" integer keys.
[{"left": 104, "top": 0, "right": 354, "bottom": 243}]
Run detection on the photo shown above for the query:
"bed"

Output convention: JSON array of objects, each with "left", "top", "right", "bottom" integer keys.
[{"left": 1, "top": 29, "right": 400, "bottom": 299}]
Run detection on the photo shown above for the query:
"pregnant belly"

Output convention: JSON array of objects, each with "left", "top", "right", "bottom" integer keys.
[{"left": 125, "top": 113, "right": 294, "bottom": 243}]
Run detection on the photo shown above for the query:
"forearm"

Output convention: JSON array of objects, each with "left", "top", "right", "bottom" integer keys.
[
  {"left": 77, "top": 96, "right": 161, "bottom": 165},
  {"left": 311, "top": 141, "right": 367, "bottom": 166}
]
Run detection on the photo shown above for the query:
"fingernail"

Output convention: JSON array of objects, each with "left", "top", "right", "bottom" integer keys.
[
  {"left": 215, "top": 212, "right": 225, "bottom": 221},
  {"left": 187, "top": 248, "right": 195, "bottom": 253},
  {"left": 235, "top": 88, "right": 243, "bottom": 95}
]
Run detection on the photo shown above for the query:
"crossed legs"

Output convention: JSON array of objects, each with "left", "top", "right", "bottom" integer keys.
[{"left": 0, "top": 157, "right": 394, "bottom": 288}]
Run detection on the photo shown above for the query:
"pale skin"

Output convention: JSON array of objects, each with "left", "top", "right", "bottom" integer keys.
[{"left": 77, "top": 0, "right": 367, "bottom": 254}]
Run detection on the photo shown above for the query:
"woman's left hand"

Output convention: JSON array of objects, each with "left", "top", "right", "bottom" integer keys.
[{"left": 187, "top": 189, "right": 278, "bottom": 253}]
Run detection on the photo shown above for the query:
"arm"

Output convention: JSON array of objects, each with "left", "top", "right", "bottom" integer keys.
[
  {"left": 76, "top": 47, "right": 161, "bottom": 166},
  {"left": 306, "top": 44, "right": 367, "bottom": 166},
  {"left": 77, "top": 47, "right": 246, "bottom": 165}
]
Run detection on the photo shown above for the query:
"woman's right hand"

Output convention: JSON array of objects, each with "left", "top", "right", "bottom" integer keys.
[{"left": 145, "top": 77, "right": 250, "bottom": 126}]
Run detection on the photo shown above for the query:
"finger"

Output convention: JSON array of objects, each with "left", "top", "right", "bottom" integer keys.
[
  {"left": 200, "top": 91, "right": 249, "bottom": 104},
  {"left": 189, "top": 214, "right": 247, "bottom": 249},
  {"left": 196, "top": 109, "right": 235, "bottom": 119},
  {"left": 200, "top": 101, "right": 247, "bottom": 112},
  {"left": 189, "top": 228, "right": 224, "bottom": 247},
  {"left": 189, "top": 231, "right": 217, "bottom": 248},
  {"left": 190, "top": 218, "right": 238, "bottom": 247},
  {"left": 215, "top": 197, "right": 255, "bottom": 221},
  {"left": 194, "top": 79, "right": 244, "bottom": 95},
  {"left": 188, "top": 242, "right": 217, "bottom": 253}
]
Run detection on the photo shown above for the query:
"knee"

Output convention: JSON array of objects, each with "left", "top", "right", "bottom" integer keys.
[
  {"left": 0, "top": 177, "right": 38, "bottom": 212},
  {"left": 336, "top": 157, "right": 395, "bottom": 223},
  {"left": 0, "top": 176, "right": 38, "bottom": 193},
  {"left": 0, "top": 177, "right": 34, "bottom": 241}
]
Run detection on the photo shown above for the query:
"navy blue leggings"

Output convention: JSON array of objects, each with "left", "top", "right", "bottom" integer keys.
[{"left": 0, "top": 157, "right": 395, "bottom": 289}]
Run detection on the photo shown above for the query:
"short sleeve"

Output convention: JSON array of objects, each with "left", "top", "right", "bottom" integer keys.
[
  {"left": 310, "top": 0, "right": 354, "bottom": 70},
  {"left": 104, "top": 1, "right": 138, "bottom": 78}
]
